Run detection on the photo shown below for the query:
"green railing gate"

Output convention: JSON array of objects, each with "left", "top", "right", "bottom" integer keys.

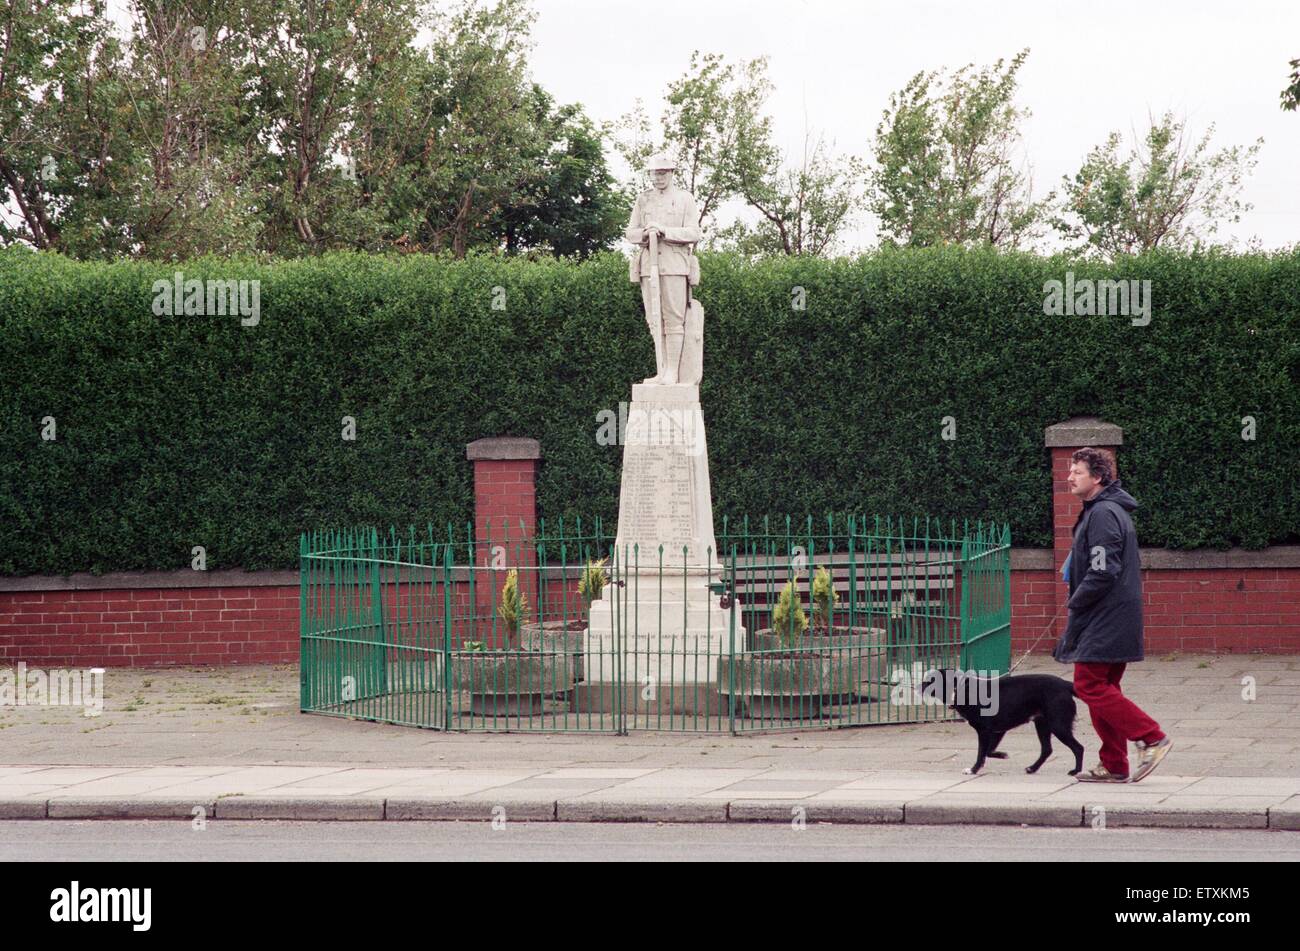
[{"left": 300, "top": 516, "right": 1012, "bottom": 734}]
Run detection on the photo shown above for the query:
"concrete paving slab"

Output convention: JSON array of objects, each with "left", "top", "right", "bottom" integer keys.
[
  {"left": 386, "top": 798, "right": 555, "bottom": 821},
  {"left": 729, "top": 799, "right": 905, "bottom": 823},
  {"left": 1269, "top": 798, "right": 1300, "bottom": 830},
  {"left": 556, "top": 799, "right": 726, "bottom": 823},
  {"left": 905, "top": 799, "right": 1083, "bottom": 827},
  {"left": 2, "top": 656, "right": 1299, "bottom": 830},
  {"left": 47, "top": 798, "right": 215, "bottom": 819},
  {"left": 0, "top": 799, "right": 47, "bottom": 818},
  {"left": 1179, "top": 777, "right": 1300, "bottom": 796},
  {"left": 536, "top": 768, "right": 659, "bottom": 780},
  {"left": 1093, "top": 805, "right": 1268, "bottom": 829},
  {"left": 807, "top": 789, "right": 928, "bottom": 802},
  {"left": 15, "top": 767, "right": 136, "bottom": 784},
  {"left": 214, "top": 796, "right": 384, "bottom": 820}
]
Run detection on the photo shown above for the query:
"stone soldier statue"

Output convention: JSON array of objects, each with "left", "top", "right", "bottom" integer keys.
[{"left": 625, "top": 152, "right": 703, "bottom": 385}]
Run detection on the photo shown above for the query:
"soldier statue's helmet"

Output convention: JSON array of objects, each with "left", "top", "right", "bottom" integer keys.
[{"left": 644, "top": 152, "right": 678, "bottom": 171}]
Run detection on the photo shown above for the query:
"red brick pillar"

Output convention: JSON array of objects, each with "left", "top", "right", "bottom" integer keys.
[
  {"left": 466, "top": 437, "right": 540, "bottom": 646},
  {"left": 1044, "top": 417, "right": 1122, "bottom": 641}
]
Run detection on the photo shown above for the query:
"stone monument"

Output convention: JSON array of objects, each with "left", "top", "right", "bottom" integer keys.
[{"left": 583, "top": 152, "right": 742, "bottom": 710}]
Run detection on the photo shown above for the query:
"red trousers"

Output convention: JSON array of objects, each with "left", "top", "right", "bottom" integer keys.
[{"left": 1072, "top": 663, "right": 1164, "bottom": 775}]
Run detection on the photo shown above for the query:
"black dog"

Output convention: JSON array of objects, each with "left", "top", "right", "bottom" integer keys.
[{"left": 920, "top": 668, "right": 1085, "bottom": 776}]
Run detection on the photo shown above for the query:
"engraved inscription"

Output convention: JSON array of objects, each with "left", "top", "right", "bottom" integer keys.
[
  {"left": 620, "top": 443, "right": 695, "bottom": 555},
  {"left": 616, "top": 401, "right": 703, "bottom": 558}
]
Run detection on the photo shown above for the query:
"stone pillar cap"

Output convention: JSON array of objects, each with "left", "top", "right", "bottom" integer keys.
[
  {"left": 1044, "top": 416, "right": 1123, "bottom": 448},
  {"left": 466, "top": 437, "right": 541, "bottom": 461}
]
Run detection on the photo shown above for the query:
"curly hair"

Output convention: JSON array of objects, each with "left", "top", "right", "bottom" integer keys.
[{"left": 1071, "top": 447, "right": 1115, "bottom": 486}]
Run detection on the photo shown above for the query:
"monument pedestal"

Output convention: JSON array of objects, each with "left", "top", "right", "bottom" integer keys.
[{"left": 585, "top": 382, "right": 743, "bottom": 692}]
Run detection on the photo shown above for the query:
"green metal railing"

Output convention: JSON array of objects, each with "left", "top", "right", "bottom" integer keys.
[{"left": 299, "top": 515, "right": 1011, "bottom": 734}]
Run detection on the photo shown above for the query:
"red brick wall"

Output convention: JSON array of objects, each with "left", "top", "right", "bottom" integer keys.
[
  {"left": 0, "top": 586, "right": 299, "bottom": 667},
  {"left": 1011, "top": 566, "right": 1300, "bottom": 656},
  {"left": 1012, "top": 569, "right": 1058, "bottom": 655},
  {"left": 3, "top": 563, "right": 1296, "bottom": 668}
]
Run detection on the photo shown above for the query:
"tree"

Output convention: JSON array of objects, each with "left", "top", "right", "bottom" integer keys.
[
  {"left": 0, "top": 0, "right": 628, "bottom": 260},
  {"left": 1052, "top": 112, "right": 1263, "bottom": 258},
  {"left": 0, "top": 0, "right": 127, "bottom": 254},
  {"left": 238, "top": 0, "right": 429, "bottom": 254},
  {"left": 615, "top": 52, "right": 775, "bottom": 231},
  {"left": 618, "top": 51, "right": 862, "bottom": 256},
  {"left": 869, "top": 49, "right": 1049, "bottom": 249},
  {"left": 489, "top": 88, "right": 629, "bottom": 258},
  {"left": 716, "top": 128, "right": 864, "bottom": 256},
  {"left": 114, "top": 0, "right": 267, "bottom": 259},
  {"left": 403, "top": 0, "right": 540, "bottom": 255},
  {"left": 1281, "top": 58, "right": 1300, "bottom": 111},
  {"left": 327, "top": 0, "right": 625, "bottom": 258}
]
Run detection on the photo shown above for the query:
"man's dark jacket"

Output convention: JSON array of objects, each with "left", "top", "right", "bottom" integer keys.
[{"left": 1052, "top": 480, "right": 1144, "bottom": 664}]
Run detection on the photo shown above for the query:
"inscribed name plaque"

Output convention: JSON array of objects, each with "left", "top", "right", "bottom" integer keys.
[{"left": 614, "top": 382, "right": 717, "bottom": 565}]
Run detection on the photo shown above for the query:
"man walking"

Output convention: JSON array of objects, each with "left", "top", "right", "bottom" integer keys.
[{"left": 1054, "top": 447, "right": 1172, "bottom": 783}]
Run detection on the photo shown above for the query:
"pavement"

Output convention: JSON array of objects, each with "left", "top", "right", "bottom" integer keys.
[{"left": 2, "top": 654, "right": 1299, "bottom": 830}]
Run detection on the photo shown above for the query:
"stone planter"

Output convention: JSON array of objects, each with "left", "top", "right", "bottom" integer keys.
[
  {"left": 748, "top": 624, "right": 887, "bottom": 654},
  {"left": 715, "top": 636, "right": 859, "bottom": 719},
  {"left": 453, "top": 649, "right": 575, "bottom": 716},
  {"left": 519, "top": 619, "right": 587, "bottom": 685},
  {"left": 747, "top": 625, "right": 889, "bottom": 701}
]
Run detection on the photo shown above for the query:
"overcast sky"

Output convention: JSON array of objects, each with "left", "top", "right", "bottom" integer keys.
[{"left": 529, "top": 0, "right": 1300, "bottom": 252}]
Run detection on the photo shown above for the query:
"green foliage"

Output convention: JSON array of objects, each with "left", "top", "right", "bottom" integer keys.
[
  {"left": 1281, "top": 58, "right": 1300, "bottom": 112},
  {"left": 0, "top": 0, "right": 627, "bottom": 261},
  {"left": 491, "top": 90, "right": 631, "bottom": 258},
  {"left": 616, "top": 51, "right": 861, "bottom": 257},
  {"left": 1, "top": 244, "right": 1298, "bottom": 576},
  {"left": 577, "top": 558, "right": 608, "bottom": 603},
  {"left": 499, "top": 568, "right": 527, "bottom": 642},
  {"left": 1052, "top": 113, "right": 1263, "bottom": 259},
  {"left": 770, "top": 578, "right": 808, "bottom": 647},
  {"left": 811, "top": 566, "right": 839, "bottom": 631},
  {"left": 870, "top": 49, "right": 1050, "bottom": 250},
  {"left": 615, "top": 52, "right": 773, "bottom": 232},
  {"left": 721, "top": 133, "right": 865, "bottom": 257}
]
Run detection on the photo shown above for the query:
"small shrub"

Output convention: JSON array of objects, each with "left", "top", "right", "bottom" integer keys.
[
  {"left": 577, "top": 558, "right": 608, "bottom": 604},
  {"left": 498, "top": 568, "right": 528, "bottom": 645},
  {"left": 811, "top": 565, "right": 838, "bottom": 631},
  {"left": 770, "top": 578, "right": 808, "bottom": 648}
]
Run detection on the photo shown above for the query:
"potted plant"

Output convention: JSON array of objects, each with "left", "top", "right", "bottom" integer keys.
[
  {"left": 811, "top": 565, "right": 838, "bottom": 633},
  {"left": 456, "top": 568, "right": 576, "bottom": 716},
  {"left": 750, "top": 567, "right": 886, "bottom": 658},
  {"left": 517, "top": 558, "right": 603, "bottom": 688},
  {"left": 718, "top": 577, "right": 856, "bottom": 719},
  {"left": 577, "top": 557, "right": 608, "bottom": 607},
  {"left": 811, "top": 564, "right": 888, "bottom": 701},
  {"left": 500, "top": 567, "right": 526, "bottom": 643}
]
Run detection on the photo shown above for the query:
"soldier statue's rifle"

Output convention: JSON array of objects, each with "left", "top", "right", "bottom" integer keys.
[{"left": 647, "top": 226, "right": 663, "bottom": 348}]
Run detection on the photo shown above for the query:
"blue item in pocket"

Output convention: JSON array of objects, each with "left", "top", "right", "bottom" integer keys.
[{"left": 1061, "top": 552, "right": 1072, "bottom": 584}]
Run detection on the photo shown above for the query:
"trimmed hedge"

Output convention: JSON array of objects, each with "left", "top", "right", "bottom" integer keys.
[{"left": 1, "top": 245, "right": 1297, "bottom": 574}]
